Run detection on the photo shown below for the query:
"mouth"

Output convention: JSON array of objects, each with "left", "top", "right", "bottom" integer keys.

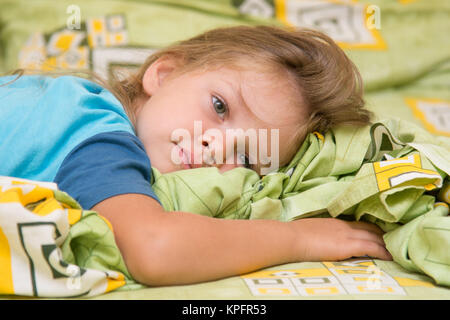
[{"left": 176, "top": 145, "right": 192, "bottom": 169}]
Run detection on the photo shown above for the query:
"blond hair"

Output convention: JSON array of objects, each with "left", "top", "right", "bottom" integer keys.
[
  {"left": 111, "top": 25, "right": 370, "bottom": 143},
  {"left": 6, "top": 25, "right": 371, "bottom": 163}
]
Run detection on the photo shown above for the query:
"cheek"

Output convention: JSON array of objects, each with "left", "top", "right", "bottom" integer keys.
[
  {"left": 136, "top": 91, "right": 211, "bottom": 145},
  {"left": 136, "top": 109, "right": 189, "bottom": 155}
]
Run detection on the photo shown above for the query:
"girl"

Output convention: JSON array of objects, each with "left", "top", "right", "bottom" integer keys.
[{"left": 0, "top": 25, "right": 392, "bottom": 286}]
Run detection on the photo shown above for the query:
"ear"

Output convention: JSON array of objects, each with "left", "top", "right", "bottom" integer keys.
[{"left": 142, "top": 56, "right": 180, "bottom": 96}]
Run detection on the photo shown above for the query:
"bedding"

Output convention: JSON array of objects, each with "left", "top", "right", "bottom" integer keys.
[
  {"left": 0, "top": 0, "right": 449, "bottom": 299},
  {"left": 0, "top": 118, "right": 448, "bottom": 298}
]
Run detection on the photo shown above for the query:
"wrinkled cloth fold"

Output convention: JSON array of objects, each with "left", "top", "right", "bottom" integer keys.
[
  {"left": 0, "top": 119, "right": 448, "bottom": 298},
  {"left": 152, "top": 119, "right": 450, "bottom": 286}
]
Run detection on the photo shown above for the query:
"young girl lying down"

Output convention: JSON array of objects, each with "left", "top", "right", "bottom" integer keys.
[{"left": 0, "top": 25, "right": 392, "bottom": 286}]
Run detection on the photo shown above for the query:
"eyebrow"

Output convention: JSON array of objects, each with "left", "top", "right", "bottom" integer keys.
[
  {"left": 219, "top": 79, "right": 289, "bottom": 173},
  {"left": 220, "top": 79, "right": 268, "bottom": 127}
]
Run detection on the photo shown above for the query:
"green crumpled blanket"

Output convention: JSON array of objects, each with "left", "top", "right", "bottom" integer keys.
[
  {"left": 1, "top": 118, "right": 448, "bottom": 298},
  {"left": 151, "top": 118, "right": 450, "bottom": 286}
]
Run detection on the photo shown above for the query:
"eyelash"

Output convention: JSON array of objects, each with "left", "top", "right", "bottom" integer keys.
[
  {"left": 211, "top": 95, "right": 228, "bottom": 119},
  {"left": 239, "top": 154, "right": 252, "bottom": 169},
  {"left": 211, "top": 95, "right": 253, "bottom": 170}
]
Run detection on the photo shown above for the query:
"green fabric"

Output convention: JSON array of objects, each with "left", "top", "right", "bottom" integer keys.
[
  {"left": 0, "top": 0, "right": 276, "bottom": 75},
  {"left": 24, "top": 118, "right": 445, "bottom": 296},
  {"left": 1, "top": 0, "right": 449, "bottom": 298},
  {"left": 58, "top": 206, "right": 137, "bottom": 289},
  {"left": 345, "top": 0, "right": 450, "bottom": 92},
  {"left": 0, "top": 178, "right": 139, "bottom": 297},
  {"left": 0, "top": 0, "right": 449, "bottom": 92},
  {"left": 0, "top": 0, "right": 449, "bottom": 136},
  {"left": 151, "top": 118, "right": 450, "bottom": 286}
]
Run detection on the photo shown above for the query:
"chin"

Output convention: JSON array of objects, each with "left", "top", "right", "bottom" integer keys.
[{"left": 151, "top": 162, "right": 172, "bottom": 174}]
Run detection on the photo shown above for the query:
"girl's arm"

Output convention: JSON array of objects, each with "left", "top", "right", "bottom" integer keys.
[{"left": 92, "top": 194, "right": 391, "bottom": 286}]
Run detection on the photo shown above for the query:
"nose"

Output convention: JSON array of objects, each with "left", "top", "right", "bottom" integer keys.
[
  {"left": 198, "top": 134, "right": 240, "bottom": 172},
  {"left": 199, "top": 137, "right": 222, "bottom": 167},
  {"left": 187, "top": 136, "right": 216, "bottom": 168}
]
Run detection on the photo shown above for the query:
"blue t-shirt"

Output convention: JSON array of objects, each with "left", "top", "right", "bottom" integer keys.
[{"left": 0, "top": 75, "right": 160, "bottom": 209}]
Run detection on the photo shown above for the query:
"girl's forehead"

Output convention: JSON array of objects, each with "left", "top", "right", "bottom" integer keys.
[
  {"left": 242, "top": 78, "right": 304, "bottom": 128},
  {"left": 204, "top": 66, "right": 306, "bottom": 128},
  {"left": 209, "top": 68, "right": 305, "bottom": 169},
  {"left": 177, "top": 65, "right": 305, "bottom": 171}
]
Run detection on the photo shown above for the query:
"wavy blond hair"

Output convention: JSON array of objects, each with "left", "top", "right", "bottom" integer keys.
[
  {"left": 6, "top": 25, "right": 371, "bottom": 163},
  {"left": 111, "top": 25, "right": 371, "bottom": 142}
]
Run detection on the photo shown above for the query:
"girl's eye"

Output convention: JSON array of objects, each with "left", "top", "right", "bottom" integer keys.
[
  {"left": 212, "top": 96, "right": 227, "bottom": 118},
  {"left": 238, "top": 153, "right": 252, "bottom": 169}
]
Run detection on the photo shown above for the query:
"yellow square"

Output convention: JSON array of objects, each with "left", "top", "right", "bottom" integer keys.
[
  {"left": 334, "top": 269, "right": 375, "bottom": 275},
  {"left": 305, "top": 287, "right": 339, "bottom": 295},
  {"left": 258, "top": 287, "right": 292, "bottom": 295},
  {"left": 357, "top": 285, "right": 393, "bottom": 293}
]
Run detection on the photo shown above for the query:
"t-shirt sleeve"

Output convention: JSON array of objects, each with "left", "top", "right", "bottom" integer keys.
[{"left": 54, "top": 131, "right": 161, "bottom": 209}]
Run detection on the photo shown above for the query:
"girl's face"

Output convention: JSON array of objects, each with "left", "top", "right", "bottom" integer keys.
[{"left": 135, "top": 58, "right": 307, "bottom": 175}]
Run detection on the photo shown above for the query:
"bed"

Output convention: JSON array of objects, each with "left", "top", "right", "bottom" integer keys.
[{"left": 0, "top": 0, "right": 449, "bottom": 300}]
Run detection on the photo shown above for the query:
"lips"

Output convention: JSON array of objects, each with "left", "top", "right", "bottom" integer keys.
[
  {"left": 176, "top": 144, "right": 204, "bottom": 169},
  {"left": 177, "top": 145, "right": 192, "bottom": 169}
]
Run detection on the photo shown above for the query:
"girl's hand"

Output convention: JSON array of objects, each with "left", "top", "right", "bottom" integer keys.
[{"left": 290, "top": 218, "right": 393, "bottom": 262}]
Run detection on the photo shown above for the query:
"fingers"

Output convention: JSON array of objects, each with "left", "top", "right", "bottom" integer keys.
[
  {"left": 347, "top": 223, "right": 392, "bottom": 260},
  {"left": 350, "top": 228, "right": 386, "bottom": 247},
  {"left": 349, "top": 221, "right": 385, "bottom": 236},
  {"left": 351, "top": 239, "right": 393, "bottom": 261}
]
